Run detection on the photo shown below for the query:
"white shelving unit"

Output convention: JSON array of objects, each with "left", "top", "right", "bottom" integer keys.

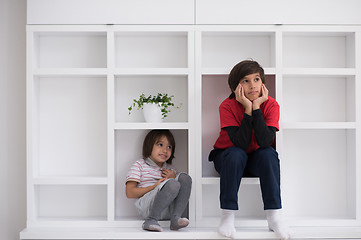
[{"left": 23, "top": 24, "right": 361, "bottom": 239}]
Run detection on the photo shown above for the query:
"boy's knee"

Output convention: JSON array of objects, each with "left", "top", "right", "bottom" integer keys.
[
  {"left": 257, "top": 147, "right": 279, "bottom": 167},
  {"left": 224, "top": 147, "right": 247, "bottom": 167},
  {"left": 257, "top": 147, "right": 277, "bottom": 158}
]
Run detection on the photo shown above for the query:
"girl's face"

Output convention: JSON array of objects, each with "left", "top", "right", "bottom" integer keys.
[
  {"left": 149, "top": 136, "right": 173, "bottom": 167},
  {"left": 238, "top": 72, "right": 263, "bottom": 101}
]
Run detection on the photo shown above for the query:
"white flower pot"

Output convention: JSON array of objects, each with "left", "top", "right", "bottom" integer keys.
[{"left": 142, "top": 103, "right": 164, "bottom": 122}]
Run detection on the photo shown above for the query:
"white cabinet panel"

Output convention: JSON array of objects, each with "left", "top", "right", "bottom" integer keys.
[
  {"left": 27, "top": 0, "right": 195, "bottom": 24},
  {"left": 196, "top": 0, "right": 361, "bottom": 24}
]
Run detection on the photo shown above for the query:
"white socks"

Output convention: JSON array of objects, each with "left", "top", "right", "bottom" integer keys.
[
  {"left": 266, "top": 209, "right": 291, "bottom": 240},
  {"left": 218, "top": 209, "right": 291, "bottom": 239},
  {"left": 218, "top": 209, "right": 236, "bottom": 238}
]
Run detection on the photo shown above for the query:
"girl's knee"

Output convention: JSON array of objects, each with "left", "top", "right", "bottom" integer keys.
[
  {"left": 163, "top": 179, "right": 181, "bottom": 194},
  {"left": 178, "top": 173, "right": 192, "bottom": 185}
]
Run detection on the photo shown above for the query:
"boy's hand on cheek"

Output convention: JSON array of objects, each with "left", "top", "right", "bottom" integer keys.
[
  {"left": 235, "top": 84, "right": 252, "bottom": 115},
  {"left": 253, "top": 84, "right": 269, "bottom": 110}
]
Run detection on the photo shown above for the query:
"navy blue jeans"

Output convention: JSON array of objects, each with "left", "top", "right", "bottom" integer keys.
[{"left": 210, "top": 146, "right": 281, "bottom": 210}]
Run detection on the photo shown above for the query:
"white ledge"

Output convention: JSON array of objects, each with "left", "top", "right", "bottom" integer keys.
[{"left": 20, "top": 226, "right": 361, "bottom": 239}]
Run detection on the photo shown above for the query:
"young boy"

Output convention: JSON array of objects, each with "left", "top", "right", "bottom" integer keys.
[{"left": 208, "top": 60, "right": 291, "bottom": 239}]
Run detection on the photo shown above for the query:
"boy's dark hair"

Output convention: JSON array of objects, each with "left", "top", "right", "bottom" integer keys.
[
  {"left": 228, "top": 60, "right": 265, "bottom": 99},
  {"left": 142, "top": 129, "right": 175, "bottom": 164}
]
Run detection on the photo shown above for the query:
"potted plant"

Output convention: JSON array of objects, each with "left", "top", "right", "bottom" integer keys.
[{"left": 128, "top": 93, "right": 180, "bottom": 122}]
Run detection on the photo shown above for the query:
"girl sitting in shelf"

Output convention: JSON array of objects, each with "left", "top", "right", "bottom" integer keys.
[
  {"left": 208, "top": 60, "right": 291, "bottom": 239},
  {"left": 126, "top": 129, "right": 192, "bottom": 232}
]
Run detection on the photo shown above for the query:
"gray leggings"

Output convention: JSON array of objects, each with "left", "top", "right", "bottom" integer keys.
[{"left": 135, "top": 173, "right": 192, "bottom": 220}]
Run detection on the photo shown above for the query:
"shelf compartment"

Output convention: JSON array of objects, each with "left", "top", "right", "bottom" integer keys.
[
  {"left": 283, "top": 32, "right": 355, "bottom": 68},
  {"left": 31, "top": 76, "right": 107, "bottom": 177},
  {"left": 115, "top": 75, "right": 188, "bottom": 123},
  {"left": 282, "top": 75, "right": 355, "bottom": 122},
  {"left": 201, "top": 184, "right": 265, "bottom": 219},
  {"left": 201, "top": 74, "right": 276, "bottom": 178},
  {"left": 35, "top": 185, "right": 107, "bottom": 219},
  {"left": 114, "top": 129, "right": 189, "bottom": 219},
  {"left": 281, "top": 129, "right": 356, "bottom": 220},
  {"left": 33, "top": 32, "right": 107, "bottom": 68},
  {"left": 115, "top": 32, "right": 188, "bottom": 68},
  {"left": 201, "top": 32, "right": 275, "bottom": 69}
]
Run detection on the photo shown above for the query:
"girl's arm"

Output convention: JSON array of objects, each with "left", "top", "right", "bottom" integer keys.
[
  {"left": 225, "top": 113, "right": 253, "bottom": 151},
  {"left": 125, "top": 179, "right": 165, "bottom": 199},
  {"left": 252, "top": 109, "right": 277, "bottom": 148}
]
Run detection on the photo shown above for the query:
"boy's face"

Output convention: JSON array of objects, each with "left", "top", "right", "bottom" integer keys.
[
  {"left": 238, "top": 72, "right": 263, "bottom": 101},
  {"left": 150, "top": 136, "right": 172, "bottom": 167}
]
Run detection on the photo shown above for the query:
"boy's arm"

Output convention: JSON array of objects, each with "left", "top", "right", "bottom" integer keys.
[
  {"left": 125, "top": 179, "right": 165, "bottom": 199},
  {"left": 252, "top": 109, "right": 277, "bottom": 148},
  {"left": 225, "top": 113, "right": 253, "bottom": 151}
]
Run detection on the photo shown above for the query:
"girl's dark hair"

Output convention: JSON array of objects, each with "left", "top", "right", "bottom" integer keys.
[
  {"left": 228, "top": 60, "right": 265, "bottom": 99},
  {"left": 142, "top": 129, "right": 175, "bottom": 164}
]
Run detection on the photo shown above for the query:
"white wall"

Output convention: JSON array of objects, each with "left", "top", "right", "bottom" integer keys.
[{"left": 0, "top": 0, "right": 27, "bottom": 240}]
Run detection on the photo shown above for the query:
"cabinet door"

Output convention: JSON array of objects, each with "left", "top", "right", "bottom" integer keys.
[
  {"left": 196, "top": 0, "right": 361, "bottom": 25},
  {"left": 27, "top": 0, "right": 195, "bottom": 24}
]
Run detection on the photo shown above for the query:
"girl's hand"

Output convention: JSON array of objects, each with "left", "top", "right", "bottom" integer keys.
[
  {"left": 235, "top": 84, "right": 252, "bottom": 115},
  {"left": 155, "top": 178, "right": 166, "bottom": 187},
  {"left": 161, "top": 168, "right": 176, "bottom": 179},
  {"left": 252, "top": 84, "right": 269, "bottom": 110}
]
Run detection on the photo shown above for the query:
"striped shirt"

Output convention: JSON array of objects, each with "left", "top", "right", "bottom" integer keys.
[{"left": 126, "top": 158, "right": 177, "bottom": 188}]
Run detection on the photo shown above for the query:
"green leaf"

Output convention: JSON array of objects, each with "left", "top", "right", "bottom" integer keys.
[{"left": 127, "top": 93, "right": 182, "bottom": 119}]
